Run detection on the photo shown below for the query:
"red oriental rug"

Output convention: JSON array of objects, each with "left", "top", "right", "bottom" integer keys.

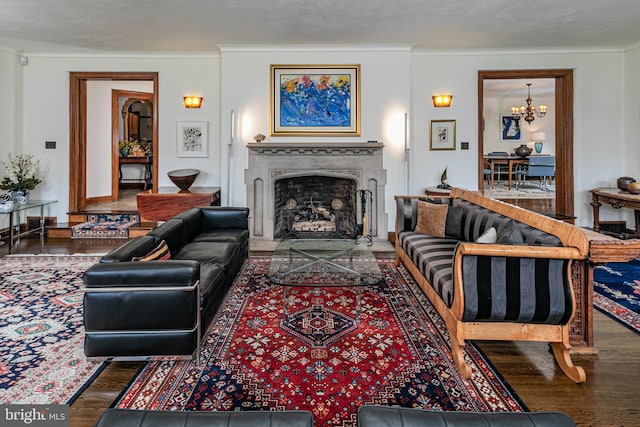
[
  {"left": 0, "top": 254, "right": 105, "bottom": 404},
  {"left": 116, "top": 258, "right": 523, "bottom": 426}
]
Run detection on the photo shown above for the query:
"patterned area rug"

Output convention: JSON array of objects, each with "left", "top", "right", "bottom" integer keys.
[
  {"left": 116, "top": 258, "right": 523, "bottom": 426},
  {"left": 483, "top": 182, "right": 555, "bottom": 199},
  {"left": 593, "top": 258, "right": 640, "bottom": 333},
  {"left": 71, "top": 214, "right": 139, "bottom": 238},
  {"left": 0, "top": 254, "right": 105, "bottom": 404}
]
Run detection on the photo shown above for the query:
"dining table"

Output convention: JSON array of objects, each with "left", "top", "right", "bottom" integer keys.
[{"left": 484, "top": 154, "right": 529, "bottom": 190}]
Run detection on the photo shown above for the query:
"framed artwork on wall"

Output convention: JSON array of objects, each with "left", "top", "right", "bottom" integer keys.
[
  {"left": 429, "top": 119, "right": 456, "bottom": 150},
  {"left": 500, "top": 115, "right": 521, "bottom": 141},
  {"left": 270, "top": 64, "right": 360, "bottom": 136},
  {"left": 177, "top": 121, "right": 208, "bottom": 157}
]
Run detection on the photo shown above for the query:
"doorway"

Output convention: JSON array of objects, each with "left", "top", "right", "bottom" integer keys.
[
  {"left": 478, "top": 69, "right": 574, "bottom": 219},
  {"left": 112, "top": 90, "right": 154, "bottom": 202},
  {"left": 69, "top": 72, "right": 158, "bottom": 213}
]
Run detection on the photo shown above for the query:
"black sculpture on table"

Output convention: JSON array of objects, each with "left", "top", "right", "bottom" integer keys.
[{"left": 437, "top": 167, "right": 452, "bottom": 190}]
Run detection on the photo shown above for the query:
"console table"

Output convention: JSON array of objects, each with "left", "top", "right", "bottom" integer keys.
[
  {"left": 119, "top": 156, "right": 153, "bottom": 190},
  {"left": 590, "top": 187, "right": 640, "bottom": 238},
  {"left": 0, "top": 200, "right": 57, "bottom": 253},
  {"left": 136, "top": 186, "right": 221, "bottom": 221}
]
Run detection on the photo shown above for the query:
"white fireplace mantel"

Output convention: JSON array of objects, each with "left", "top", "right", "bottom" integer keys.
[{"left": 245, "top": 142, "right": 387, "bottom": 241}]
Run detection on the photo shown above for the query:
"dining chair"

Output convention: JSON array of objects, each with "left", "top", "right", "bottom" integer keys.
[
  {"left": 515, "top": 155, "right": 556, "bottom": 190},
  {"left": 485, "top": 152, "right": 510, "bottom": 188}
]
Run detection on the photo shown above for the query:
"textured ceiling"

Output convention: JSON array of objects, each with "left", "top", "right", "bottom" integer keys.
[{"left": 1, "top": 0, "right": 640, "bottom": 53}]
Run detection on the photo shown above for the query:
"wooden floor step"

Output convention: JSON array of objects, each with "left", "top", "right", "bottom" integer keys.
[
  {"left": 46, "top": 222, "right": 81, "bottom": 239},
  {"left": 129, "top": 222, "right": 157, "bottom": 237}
]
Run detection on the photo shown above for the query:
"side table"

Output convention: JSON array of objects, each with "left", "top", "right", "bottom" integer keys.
[
  {"left": 424, "top": 187, "right": 452, "bottom": 197},
  {"left": 0, "top": 200, "right": 57, "bottom": 253}
]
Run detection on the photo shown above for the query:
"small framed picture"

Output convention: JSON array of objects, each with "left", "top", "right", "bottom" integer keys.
[
  {"left": 429, "top": 119, "right": 456, "bottom": 150},
  {"left": 177, "top": 121, "right": 208, "bottom": 157},
  {"left": 500, "top": 115, "right": 521, "bottom": 141}
]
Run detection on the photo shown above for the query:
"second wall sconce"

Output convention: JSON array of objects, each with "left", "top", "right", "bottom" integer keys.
[
  {"left": 184, "top": 96, "right": 203, "bottom": 108},
  {"left": 432, "top": 95, "right": 452, "bottom": 108}
]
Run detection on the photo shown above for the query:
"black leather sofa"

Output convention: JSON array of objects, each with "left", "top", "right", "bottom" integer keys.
[
  {"left": 358, "top": 406, "right": 577, "bottom": 427},
  {"left": 94, "top": 406, "right": 574, "bottom": 427},
  {"left": 83, "top": 206, "right": 249, "bottom": 360},
  {"left": 94, "top": 409, "right": 314, "bottom": 427}
]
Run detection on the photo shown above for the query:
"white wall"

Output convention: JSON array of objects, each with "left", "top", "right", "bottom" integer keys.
[
  {"left": 0, "top": 49, "right": 20, "bottom": 161},
  {"left": 625, "top": 44, "right": 640, "bottom": 180},
  {"left": 621, "top": 44, "right": 640, "bottom": 228},
  {"left": 219, "top": 46, "right": 412, "bottom": 229},
  {"left": 5, "top": 46, "right": 635, "bottom": 232},
  {"left": 0, "top": 50, "right": 21, "bottom": 228},
  {"left": 19, "top": 54, "right": 220, "bottom": 220},
  {"left": 411, "top": 49, "right": 625, "bottom": 227}
]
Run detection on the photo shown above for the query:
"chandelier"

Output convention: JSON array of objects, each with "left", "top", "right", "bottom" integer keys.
[{"left": 511, "top": 83, "right": 547, "bottom": 124}]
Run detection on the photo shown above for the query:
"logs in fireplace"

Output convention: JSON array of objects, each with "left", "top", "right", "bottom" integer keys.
[{"left": 273, "top": 175, "right": 357, "bottom": 239}]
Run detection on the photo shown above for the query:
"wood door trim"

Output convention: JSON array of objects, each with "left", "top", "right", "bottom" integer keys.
[
  {"left": 69, "top": 72, "right": 158, "bottom": 213},
  {"left": 478, "top": 69, "right": 574, "bottom": 218}
]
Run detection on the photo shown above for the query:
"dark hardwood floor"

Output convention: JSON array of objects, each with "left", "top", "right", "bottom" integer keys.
[{"left": 2, "top": 197, "right": 638, "bottom": 427}]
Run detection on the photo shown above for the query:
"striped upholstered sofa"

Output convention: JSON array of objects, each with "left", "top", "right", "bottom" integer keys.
[{"left": 395, "top": 188, "right": 589, "bottom": 383}]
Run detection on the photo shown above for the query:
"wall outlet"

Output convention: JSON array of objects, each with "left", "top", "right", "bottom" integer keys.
[
  {"left": 45, "top": 141, "right": 56, "bottom": 149},
  {"left": 461, "top": 141, "right": 469, "bottom": 150}
]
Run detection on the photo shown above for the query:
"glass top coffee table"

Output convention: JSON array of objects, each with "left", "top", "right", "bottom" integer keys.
[{"left": 269, "top": 239, "right": 382, "bottom": 322}]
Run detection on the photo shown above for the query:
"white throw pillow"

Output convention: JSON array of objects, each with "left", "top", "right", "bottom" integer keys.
[{"left": 475, "top": 227, "right": 497, "bottom": 244}]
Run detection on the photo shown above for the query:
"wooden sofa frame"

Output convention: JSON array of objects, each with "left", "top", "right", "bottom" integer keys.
[{"left": 395, "top": 188, "right": 589, "bottom": 383}]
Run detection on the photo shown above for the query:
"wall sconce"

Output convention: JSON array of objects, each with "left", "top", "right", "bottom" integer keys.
[
  {"left": 432, "top": 95, "right": 452, "bottom": 108},
  {"left": 183, "top": 96, "right": 203, "bottom": 108}
]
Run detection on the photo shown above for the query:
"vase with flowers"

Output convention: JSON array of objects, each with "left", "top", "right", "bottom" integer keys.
[
  {"left": 119, "top": 139, "right": 139, "bottom": 157},
  {"left": 0, "top": 153, "right": 42, "bottom": 204}
]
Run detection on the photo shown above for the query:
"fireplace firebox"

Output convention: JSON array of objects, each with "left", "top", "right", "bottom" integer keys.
[{"left": 274, "top": 175, "right": 357, "bottom": 239}]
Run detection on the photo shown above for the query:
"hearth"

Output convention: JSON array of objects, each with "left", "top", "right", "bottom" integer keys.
[
  {"left": 274, "top": 175, "right": 357, "bottom": 239},
  {"left": 245, "top": 142, "right": 387, "bottom": 241}
]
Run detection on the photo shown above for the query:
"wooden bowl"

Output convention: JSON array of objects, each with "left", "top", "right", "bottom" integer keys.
[
  {"left": 167, "top": 168, "right": 200, "bottom": 192},
  {"left": 628, "top": 181, "right": 640, "bottom": 195}
]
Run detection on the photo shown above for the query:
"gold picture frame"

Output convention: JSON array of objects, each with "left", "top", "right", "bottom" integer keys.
[
  {"left": 430, "top": 119, "right": 456, "bottom": 150},
  {"left": 270, "top": 64, "right": 360, "bottom": 136}
]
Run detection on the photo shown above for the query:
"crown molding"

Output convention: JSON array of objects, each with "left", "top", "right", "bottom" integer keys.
[
  {"left": 23, "top": 51, "right": 221, "bottom": 59},
  {"left": 411, "top": 46, "right": 626, "bottom": 56},
  {"left": 218, "top": 44, "right": 413, "bottom": 53},
  {"left": 625, "top": 41, "right": 640, "bottom": 52}
]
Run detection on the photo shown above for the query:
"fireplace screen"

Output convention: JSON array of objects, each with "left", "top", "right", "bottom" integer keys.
[{"left": 273, "top": 176, "right": 357, "bottom": 239}]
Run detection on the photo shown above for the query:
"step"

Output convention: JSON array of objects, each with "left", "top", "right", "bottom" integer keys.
[{"left": 46, "top": 222, "right": 157, "bottom": 239}]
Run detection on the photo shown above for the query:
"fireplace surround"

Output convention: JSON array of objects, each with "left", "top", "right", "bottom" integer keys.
[{"left": 245, "top": 142, "right": 387, "bottom": 241}]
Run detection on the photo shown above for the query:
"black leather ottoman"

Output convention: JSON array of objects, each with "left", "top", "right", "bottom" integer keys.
[
  {"left": 357, "top": 406, "right": 577, "bottom": 427},
  {"left": 94, "top": 409, "right": 314, "bottom": 427}
]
